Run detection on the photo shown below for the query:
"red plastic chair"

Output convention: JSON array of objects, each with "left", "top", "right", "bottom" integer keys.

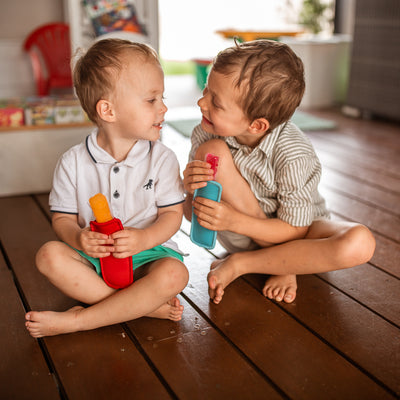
[{"left": 23, "top": 23, "right": 73, "bottom": 96}]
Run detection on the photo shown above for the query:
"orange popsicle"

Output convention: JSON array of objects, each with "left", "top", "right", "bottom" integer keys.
[{"left": 89, "top": 193, "right": 113, "bottom": 223}]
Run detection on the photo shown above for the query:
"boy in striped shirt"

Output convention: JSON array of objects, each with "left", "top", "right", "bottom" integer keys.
[{"left": 183, "top": 39, "right": 375, "bottom": 305}]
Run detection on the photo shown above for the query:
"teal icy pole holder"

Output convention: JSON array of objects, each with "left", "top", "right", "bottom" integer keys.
[{"left": 190, "top": 180, "right": 222, "bottom": 249}]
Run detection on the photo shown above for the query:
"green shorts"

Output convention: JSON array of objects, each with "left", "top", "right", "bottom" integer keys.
[{"left": 75, "top": 245, "right": 184, "bottom": 278}]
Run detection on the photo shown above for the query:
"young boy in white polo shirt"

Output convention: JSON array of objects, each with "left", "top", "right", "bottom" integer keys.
[
  {"left": 183, "top": 40, "right": 375, "bottom": 305},
  {"left": 25, "top": 39, "right": 189, "bottom": 338}
]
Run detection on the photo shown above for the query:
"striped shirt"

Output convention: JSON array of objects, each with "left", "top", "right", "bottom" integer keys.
[{"left": 189, "top": 121, "right": 330, "bottom": 227}]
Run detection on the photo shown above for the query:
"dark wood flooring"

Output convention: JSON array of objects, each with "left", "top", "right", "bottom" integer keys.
[{"left": 0, "top": 108, "right": 399, "bottom": 399}]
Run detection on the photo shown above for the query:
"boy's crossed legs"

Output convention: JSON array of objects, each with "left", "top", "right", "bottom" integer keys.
[
  {"left": 25, "top": 241, "right": 189, "bottom": 337},
  {"left": 192, "top": 139, "right": 375, "bottom": 304}
]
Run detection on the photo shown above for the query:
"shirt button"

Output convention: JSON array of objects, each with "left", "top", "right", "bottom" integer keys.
[
  {"left": 113, "top": 166, "right": 120, "bottom": 173},
  {"left": 113, "top": 190, "right": 120, "bottom": 199}
]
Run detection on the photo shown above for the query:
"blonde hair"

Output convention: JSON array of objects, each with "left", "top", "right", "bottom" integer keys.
[
  {"left": 73, "top": 38, "right": 159, "bottom": 123},
  {"left": 212, "top": 39, "right": 305, "bottom": 131}
]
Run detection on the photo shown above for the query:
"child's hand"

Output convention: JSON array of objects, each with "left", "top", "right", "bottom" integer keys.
[
  {"left": 192, "top": 197, "right": 236, "bottom": 231},
  {"left": 110, "top": 228, "right": 148, "bottom": 258},
  {"left": 79, "top": 228, "right": 114, "bottom": 258},
  {"left": 183, "top": 160, "right": 214, "bottom": 195}
]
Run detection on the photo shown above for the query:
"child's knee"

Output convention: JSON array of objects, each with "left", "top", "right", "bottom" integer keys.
[
  {"left": 195, "top": 139, "right": 231, "bottom": 161},
  {"left": 174, "top": 261, "right": 189, "bottom": 290},
  {"left": 353, "top": 224, "right": 375, "bottom": 263},
  {"left": 163, "top": 259, "right": 189, "bottom": 292},
  {"left": 337, "top": 224, "right": 375, "bottom": 267},
  {"left": 35, "top": 241, "right": 64, "bottom": 275}
]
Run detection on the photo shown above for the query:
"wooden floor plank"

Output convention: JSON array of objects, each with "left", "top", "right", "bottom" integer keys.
[
  {"left": 246, "top": 274, "right": 400, "bottom": 397},
  {"left": 321, "top": 186, "right": 400, "bottom": 242},
  {"left": 177, "top": 232, "right": 393, "bottom": 399},
  {"left": 307, "top": 110, "right": 400, "bottom": 152},
  {"left": 313, "top": 147, "right": 400, "bottom": 194},
  {"left": 127, "top": 295, "right": 283, "bottom": 400},
  {"left": 44, "top": 326, "right": 172, "bottom": 400},
  {"left": 308, "top": 130, "right": 398, "bottom": 158},
  {"left": 369, "top": 234, "right": 400, "bottom": 278},
  {"left": 34, "top": 193, "right": 51, "bottom": 220},
  {"left": 318, "top": 265, "right": 400, "bottom": 326},
  {"left": 308, "top": 131, "right": 400, "bottom": 174},
  {"left": 320, "top": 168, "right": 400, "bottom": 216},
  {"left": 0, "top": 196, "right": 78, "bottom": 312},
  {"left": 0, "top": 196, "right": 172, "bottom": 399},
  {"left": 0, "top": 257, "right": 60, "bottom": 400}
]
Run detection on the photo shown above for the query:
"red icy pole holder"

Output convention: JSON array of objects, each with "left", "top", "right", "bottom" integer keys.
[
  {"left": 89, "top": 193, "right": 133, "bottom": 289},
  {"left": 90, "top": 218, "right": 133, "bottom": 289}
]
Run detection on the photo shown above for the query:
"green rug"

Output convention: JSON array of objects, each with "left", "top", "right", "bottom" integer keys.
[{"left": 167, "top": 110, "right": 336, "bottom": 138}]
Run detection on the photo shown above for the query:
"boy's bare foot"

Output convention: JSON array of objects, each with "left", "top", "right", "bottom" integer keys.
[
  {"left": 262, "top": 274, "right": 297, "bottom": 303},
  {"left": 146, "top": 297, "right": 184, "bottom": 321},
  {"left": 207, "top": 256, "right": 239, "bottom": 304},
  {"left": 25, "top": 306, "right": 84, "bottom": 338}
]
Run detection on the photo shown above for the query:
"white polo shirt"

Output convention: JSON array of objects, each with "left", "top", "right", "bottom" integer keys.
[{"left": 49, "top": 129, "right": 185, "bottom": 253}]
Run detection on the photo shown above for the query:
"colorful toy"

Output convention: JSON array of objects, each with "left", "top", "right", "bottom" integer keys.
[
  {"left": 206, "top": 153, "right": 219, "bottom": 179},
  {"left": 190, "top": 153, "right": 222, "bottom": 249},
  {"left": 89, "top": 193, "right": 133, "bottom": 289}
]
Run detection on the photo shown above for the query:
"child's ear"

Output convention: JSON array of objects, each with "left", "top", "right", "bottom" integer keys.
[
  {"left": 249, "top": 118, "right": 270, "bottom": 134},
  {"left": 96, "top": 99, "right": 116, "bottom": 122}
]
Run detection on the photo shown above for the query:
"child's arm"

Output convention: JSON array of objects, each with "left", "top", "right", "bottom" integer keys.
[
  {"left": 52, "top": 212, "right": 115, "bottom": 257},
  {"left": 110, "top": 203, "right": 183, "bottom": 259},
  {"left": 192, "top": 197, "right": 308, "bottom": 245}
]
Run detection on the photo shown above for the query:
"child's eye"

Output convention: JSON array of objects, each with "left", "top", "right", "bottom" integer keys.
[
  {"left": 212, "top": 99, "right": 221, "bottom": 109},
  {"left": 148, "top": 98, "right": 156, "bottom": 104}
]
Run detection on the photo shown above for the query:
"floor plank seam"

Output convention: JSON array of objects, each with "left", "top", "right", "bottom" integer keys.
[
  {"left": 322, "top": 166, "right": 400, "bottom": 195},
  {"left": 315, "top": 274, "right": 400, "bottom": 330},
  {"left": 179, "top": 290, "right": 291, "bottom": 400},
  {"left": 321, "top": 183, "right": 399, "bottom": 217},
  {"left": 38, "top": 338, "right": 68, "bottom": 400},
  {"left": 364, "top": 262, "right": 400, "bottom": 280},
  {"left": 121, "top": 322, "right": 179, "bottom": 400},
  {"left": 1, "top": 228, "right": 67, "bottom": 399},
  {"left": 242, "top": 275, "right": 398, "bottom": 398},
  {"left": 0, "top": 240, "right": 31, "bottom": 314},
  {"left": 32, "top": 194, "right": 52, "bottom": 222},
  {"left": 310, "top": 134, "right": 400, "bottom": 167}
]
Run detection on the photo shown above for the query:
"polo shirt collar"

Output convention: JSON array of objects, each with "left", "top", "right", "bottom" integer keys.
[{"left": 86, "top": 128, "right": 151, "bottom": 167}]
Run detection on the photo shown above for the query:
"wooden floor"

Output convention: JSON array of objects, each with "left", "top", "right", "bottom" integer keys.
[{"left": 0, "top": 108, "right": 399, "bottom": 399}]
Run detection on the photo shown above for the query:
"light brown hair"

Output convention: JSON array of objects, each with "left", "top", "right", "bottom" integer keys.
[
  {"left": 73, "top": 38, "right": 159, "bottom": 123},
  {"left": 212, "top": 39, "right": 305, "bottom": 131}
]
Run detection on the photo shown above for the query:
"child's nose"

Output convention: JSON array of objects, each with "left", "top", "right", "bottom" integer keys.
[
  {"left": 197, "top": 96, "right": 206, "bottom": 109},
  {"left": 160, "top": 101, "right": 168, "bottom": 114}
]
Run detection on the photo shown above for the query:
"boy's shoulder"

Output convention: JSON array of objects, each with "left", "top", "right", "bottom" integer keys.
[{"left": 271, "top": 120, "right": 316, "bottom": 161}]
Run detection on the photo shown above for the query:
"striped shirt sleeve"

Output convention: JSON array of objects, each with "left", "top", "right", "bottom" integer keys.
[
  {"left": 275, "top": 155, "right": 322, "bottom": 226},
  {"left": 188, "top": 124, "right": 214, "bottom": 162}
]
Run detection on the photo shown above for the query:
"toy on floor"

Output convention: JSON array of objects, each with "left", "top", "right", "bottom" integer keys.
[
  {"left": 89, "top": 193, "right": 133, "bottom": 289},
  {"left": 190, "top": 153, "right": 222, "bottom": 249}
]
